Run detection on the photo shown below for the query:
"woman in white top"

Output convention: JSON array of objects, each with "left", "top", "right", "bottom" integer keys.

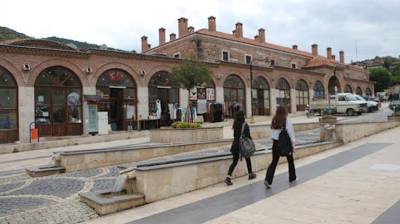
[{"left": 264, "top": 106, "right": 296, "bottom": 188}]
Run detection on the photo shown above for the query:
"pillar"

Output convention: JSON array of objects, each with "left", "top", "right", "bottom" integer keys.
[
  {"left": 179, "top": 88, "right": 189, "bottom": 109},
  {"left": 216, "top": 86, "right": 224, "bottom": 104},
  {"left": 18, "top": 86, "right": 35, "bottom": 143},
  {"left": 82, "top": 86, "right": 96, "bottom": 135},
  {"left": 290, "top": 88, "right": 297, "bottom": 113},
  {"left": 246, "top": 87, "right": 252, "bottom": 118},
  {"left": 137, "top": 87, "right": 149, "bottom": 120},
  {"left": 270, "top": 88, "right": 277, "bottom": 115}
]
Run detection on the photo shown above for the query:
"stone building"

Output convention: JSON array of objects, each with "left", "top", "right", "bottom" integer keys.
[{"left": 0, "top": 16, "right": 374, "bottom": 144}]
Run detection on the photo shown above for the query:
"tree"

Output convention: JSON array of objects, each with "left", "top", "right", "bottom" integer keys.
[
  {"left": 369, "top": 67, "right": 392, "bottom": 92},
  {"left": 171, "top": 59, "right": 212, "bottom": 122}
]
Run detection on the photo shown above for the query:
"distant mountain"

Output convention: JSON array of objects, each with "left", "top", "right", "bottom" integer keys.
[
  {"left": 0, "top": 26, "right": 29, "bottom": 41},
  {"left": 0, "top": 26, "right": 123, "bottom": 51}
]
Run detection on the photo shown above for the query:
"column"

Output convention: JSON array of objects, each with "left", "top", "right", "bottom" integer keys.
[
  {"left": 82, "top": 86, "right": 96, "bottom": 135},
  {"left": 137, "top": 86, "right": 149, "bottom": 119},
  {"left": 216, "top": 86, "right": 224, "bottom": 104},
  {"left": 18, "top": 86, "right": 35, "bottom": 143},
  {"left": 309, "top": 89, "right": 314, "bottom": 103},
  {"left": 246, "top": 87, "right": 252, "bottom": 118},
  {"left": 179, "top": 88, "right": 189, "bottom": 109},
  {"left": 290, "top": 88, "right": 297, "bottom": 113},
  {"left": 270, "top": 88, "right": 277, "bottom": 115}
]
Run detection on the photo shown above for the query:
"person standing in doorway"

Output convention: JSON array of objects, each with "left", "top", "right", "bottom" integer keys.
[
  {"left": 264, "top": 106, "right": 296, "bottom": 188},
  {"left": 225, "top": 111, "right": 256, "bottom": 186}
]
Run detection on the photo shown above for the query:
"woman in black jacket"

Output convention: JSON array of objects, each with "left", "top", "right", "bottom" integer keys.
[{"left": 225, "top": 111, "right": 256, "bottom": 186}]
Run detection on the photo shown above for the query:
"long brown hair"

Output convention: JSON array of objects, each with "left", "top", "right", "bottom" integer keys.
[
  {"left": 233, "top": 110, "right": 245, "bottom": 130},
  {"left": 271, "top": 106, "right": 288, "bottom": 129}
]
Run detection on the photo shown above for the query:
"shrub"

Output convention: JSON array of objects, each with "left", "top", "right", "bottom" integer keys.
[{"left": 171, "top": 121, "right": 202, "bottom": 129}]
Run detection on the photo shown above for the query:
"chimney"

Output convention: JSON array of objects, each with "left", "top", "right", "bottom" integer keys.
[
  {"left": 339, "top": 50, "right": 345, "bottom": 64},
  {"left": 208, "top": 16, "right": 216, "bottom": 32},
  {"left": 188, "top": 26, "right": 194, "bottom": 33},
  {"left": 327, "top": 47, "right": 332, "bottom": 60},
  {"left": 258, "top": 28, "right": 265, "bottom": 43},
  {"left": 170, "top": 33, "right": 176, "bottom": 41},
  {"left": 292, "top": 45, "right": 298, "bottom": 50},
  {"left": 311, "top": 44, "right": 318, "bottom": 56},
  {"left": 178, "top": 17, "right": 188, "bottom": 38},
  {"left": 235, "top": 22, "right": 243, "bottom": 38},
  {"left": 232, "top": 30, "right": 236, "bottom": 36},
  {"left": 332, "top": 55, "right": 336, "bottom": 61},
  {"left": 254, "top": 35, "right": 259, "bottom": 41},
  {"left": 141, "top": 36, "right": 149, "bottom": 52},
  {"left": 159, "top": 28, "right": 166, "bottom": 45}
]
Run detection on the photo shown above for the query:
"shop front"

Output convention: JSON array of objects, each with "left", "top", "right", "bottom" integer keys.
[
  {"left": 0, "top": 66, "right": 18, "bottom": 143},
  {"left": 223, "top": 75, "right": 246, "bottom": 118},
  {"left": 276, "top": 78, "right": 291, "bottom": 113},
  {"left": 251, "top": 76, "right": 270, "bottom": 116}
]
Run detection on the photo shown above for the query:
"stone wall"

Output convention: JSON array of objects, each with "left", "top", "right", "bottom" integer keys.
[{"left": 149, "top": 127, "right": 224, "bottom": 144}]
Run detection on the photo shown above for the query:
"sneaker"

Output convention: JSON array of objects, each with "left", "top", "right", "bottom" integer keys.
[
  {"left": 248, "top": 173, "right": 257, "bottom": 180},
  {"left": 224, "top": 177, "right": 233, "bottom": 186},
  {"left": 264, "top": 180, "right": 271, "bottom": 189}
]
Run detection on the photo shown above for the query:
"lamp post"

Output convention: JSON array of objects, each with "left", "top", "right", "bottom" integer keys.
[{"left": 249, "top": 57, "right": 273, "bottom": 123}]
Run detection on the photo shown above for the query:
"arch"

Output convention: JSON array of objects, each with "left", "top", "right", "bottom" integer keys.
[
  {"left": 365, "top": 88, "right": 373, "bottom": 96},
  {"left": 92, "top": 62, "right": 140, "bottom": 86},
  {"left": 344, "top": 84, "right": 353, "bottom": 93},
  {"left": 295, "top": 79, "right": 309, "bottom": 111},
  {"left": 313, "top": 80, "right": 325, "bottom": 99},
  {"left": 224, "top": 75, "right": 246, "bottom": 117},
  {"left": 0, "top": 65, "right": 19, "bottom": 143},
  {"left": 34, "top": 66, "right": 83, "bottom": 137},
  {"left": 96, "top": 69, "right": 138, "bottom": 131},
  {"left": 355, "top": 86, "right": 363, "bottom": 96},
  {"left": 146, "top": 64, "right": 173, "bottom": 86},
  {"left": 328, "top": 76, "right": 341, "bottom": 95},
  {"left": 252, "top": 76, "right": 270, "bottom": 115},
  {"left": 28, "top": 58, "right": 89, "bottom": 87},
  {"left": 0, "top": 57, "right": 25, "bottom": 87},
  {"left": 148, "top": 71, "right": 179, "bottom": 126},
  {"left": 276, "top": 78, "right": 291, "bottom": 113}
]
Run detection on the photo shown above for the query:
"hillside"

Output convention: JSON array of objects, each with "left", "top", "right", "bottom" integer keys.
[{"left": 0, "top": 26, "right": 121, "bottom": 51}]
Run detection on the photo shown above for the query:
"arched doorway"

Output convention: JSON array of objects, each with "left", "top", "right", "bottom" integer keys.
[
  {"left": 189, "top": 80, "right": 216, "bottom": 122},
  {"left": 0, "top": 66, "right": 18, "bottom": 143},
  {"left": 276, "top": 78, "right": 291, "bottom": 113},
  {"left": 344, "top": 85, "right": 353, "bottom": 93},
  {"left": 96, "top": 69, "right": 137, "bottom": 131},
  {"left": 35, "top": 66, "right": 82, "bottom": 136},
  {"left": 224, "top": 75, "right": 246, "bottom": 118},
  {"left": 328, "top": 76, "right": 341, "bottom": 95},
  {"left": 313, "top": 80, "right": 325, "bottom": 99},
  {"left": 252, "top": 76, "right": 270, "bottom": 115},
  {"left": 355, "top": 87, "right": 363, "bottom": 96},
  {"left": 296, "top": 79, "right": 309, "bottom": 111},
  {"left": 366, "top": 88, "right": 372, "bottom": 96},
  {"left": 148, "top": 71, "right": 179, "bottom": 126}
]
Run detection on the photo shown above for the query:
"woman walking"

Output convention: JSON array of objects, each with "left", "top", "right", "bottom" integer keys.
[
  {"left": 264, "top": 106, "right": 296, "bottom": 188},
  {"left": 225, "top": 111, "right": 257, "bottom": 186}
]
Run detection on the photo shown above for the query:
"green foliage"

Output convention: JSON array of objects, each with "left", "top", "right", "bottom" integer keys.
[
  {"left": 369, "top": 67, "right": 392, "bottom": 92},
  {"left": 171, "top": 121, "right": 202, "bottom": 129},
  {"left": 0, "top": 26, "right": 28, "bottom": 41},
  {"left": 171, "top": 59, "right": 212, "bottom": 90}
]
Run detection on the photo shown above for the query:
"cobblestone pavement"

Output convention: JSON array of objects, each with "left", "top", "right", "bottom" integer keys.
[
  {"left": 0, "top": 166, "right": 119, "bottom": 224},
  {"left": 0, "top": 128, "right": 321, "bottom": 224}
]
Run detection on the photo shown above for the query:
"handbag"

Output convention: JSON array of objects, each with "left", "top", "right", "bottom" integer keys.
[
  {"left": 278, "top": 119, "right": 293, "bottom": 156},
  {"left": 239, "top": 122, "right": 256, "bottom": 158}
]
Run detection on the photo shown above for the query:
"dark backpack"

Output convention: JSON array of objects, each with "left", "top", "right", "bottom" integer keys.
[
  {"left": 278, "top": 119, "right": 293, "bottom": 157},
  {"left": 239, "top": 123, "right": 256, "bottom": 158}
]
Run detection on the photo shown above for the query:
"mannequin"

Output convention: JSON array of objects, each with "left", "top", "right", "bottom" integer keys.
[{"left": 156, "top": 99, "right": 162, "bottom": 119}]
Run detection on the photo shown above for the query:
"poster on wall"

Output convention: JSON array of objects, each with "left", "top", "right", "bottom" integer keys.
[
  {"left": 206, "top": 88, "right": 215, "bottom": 101},
  {"left": 190, "top": 88, "right": 197, "bottom": 100},
  {"left": 126, "top": 105, "right": 136, "bottom": 119},
  {"left": 197, "top": 88, "right": 206, "bottom": 100}
]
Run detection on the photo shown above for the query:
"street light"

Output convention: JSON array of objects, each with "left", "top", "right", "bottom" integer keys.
[{"left": 249, "top": 57, "right": 273, "bottom": 123}]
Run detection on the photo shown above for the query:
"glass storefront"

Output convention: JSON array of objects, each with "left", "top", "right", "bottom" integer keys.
[
  {"left": 296, "top": 79, "right": 309, "bottom": 111},
  {"left": 313, "top": 80, "right": 325, "bottom": 99},
  {"left": 0, "top": 67, "right": 18, "bottom": 143},
  {"left": 252, "top": 77, "right": 270, "bottom": 115},
  {"left": 276, "top": 78, "right": 291, "bottom": 113},
  {"left": 224, "top": 75, "right": 246, "bottom": 118}
]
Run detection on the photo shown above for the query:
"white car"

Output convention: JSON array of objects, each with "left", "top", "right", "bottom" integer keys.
[{"left": 355, "top": 95, "right": 378, "bottom": 112}]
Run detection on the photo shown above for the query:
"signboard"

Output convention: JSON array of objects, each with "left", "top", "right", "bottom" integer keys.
[
  {"left": 207, "top": 88, "right": 215, "bottom": 101},
  {"left": 190, "top": 88, "right": 197, "bottom": 100}
]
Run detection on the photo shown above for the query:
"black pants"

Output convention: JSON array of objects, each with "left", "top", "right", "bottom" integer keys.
[
  {"left": 265, "top": 140, "right": 296, "bottom": 184},
  {"left": 228, "top": 153, "right": 253, "bottom": 176}
]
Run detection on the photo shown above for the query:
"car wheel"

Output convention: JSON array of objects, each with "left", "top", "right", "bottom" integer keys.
[{"left": 346, "top": 108, "right": 355, "bottom": 116}]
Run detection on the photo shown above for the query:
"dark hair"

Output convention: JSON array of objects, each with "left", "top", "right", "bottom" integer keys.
[
  {"left": 271, "top": 106, "right": 288, "bottom": 129},
  {"left": 233, "top": 110, "right": 245, "bottom": 130}
]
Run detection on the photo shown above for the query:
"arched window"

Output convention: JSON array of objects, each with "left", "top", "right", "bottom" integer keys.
[
  {"left": 356, "top": 87, "right": 363, "bottom": 96},
  {"left": 276, "top": 78, "right": 291, "bottom": 113},
  {"left": 328, "top": 76, "right": 341, "bottom": 95},
  {"left": 0, "top": 66, "right": 18, "bottom": 143},
  {"left": 313, "top": 81, "right": 325, "bottom": 99},
  {"left": 224, "top": 75, "right": 246, "bottom": 117},
  {"left": 148, "top": 71, "right": 179, "bottom": 126},
  {"left": 96, "top": 69, "right": 137, "bottom": 131},
  {"left": 296, "top": 79, "right": 309, "bottom": 111},
  {"left": 252, "top": 77, "right": 270, "bottom": 115},
  {"left": 366, "top": 88, "right": 372, "bottom": 96},
  {"left": 344, "top": 85, "right": 353, "bottom": 93},
  {"left": 35, "top": 66, "right": 82, "bottom": 136}
]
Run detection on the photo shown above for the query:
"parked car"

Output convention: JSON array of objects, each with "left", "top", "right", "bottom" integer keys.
[
  {"left": 389, "top": 100, "right": 400, "bottom": 112},
  {"left": 363, "top": 96, "right": 381, "bottom": 108},
  {"left": 309, "top": 93, "right": 367, "bottom": 116},
  {"left": 355, "top": 95, "right": 378, "bottom": 112}
]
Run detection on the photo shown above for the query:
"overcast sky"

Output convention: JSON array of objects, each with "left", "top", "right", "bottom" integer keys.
[{"left": 1, "top": 0, "right": 399, "bottom": 62}]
